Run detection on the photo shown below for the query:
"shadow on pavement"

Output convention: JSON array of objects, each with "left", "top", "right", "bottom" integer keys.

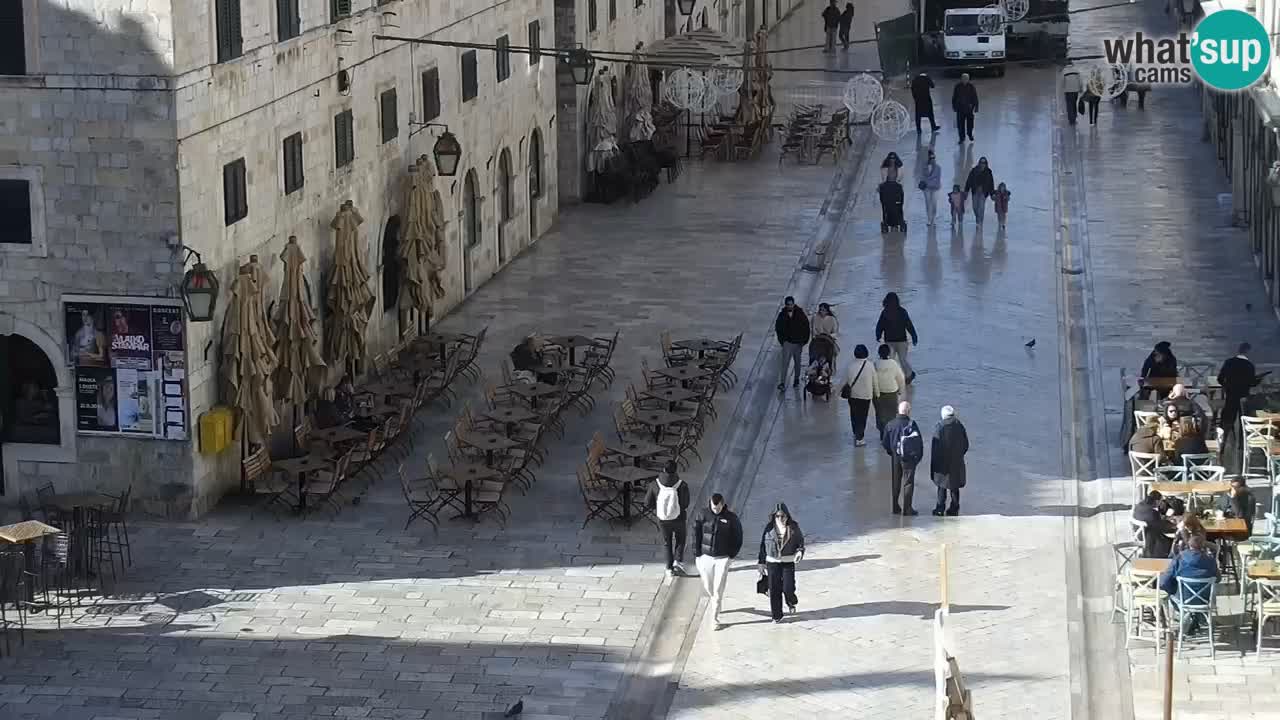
[{"left": 727, "top": 554, "right": 882, "bottom": 572}]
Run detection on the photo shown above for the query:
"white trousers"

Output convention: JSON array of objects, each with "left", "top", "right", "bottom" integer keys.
[{"left": 695, "top": 555, "right": 731, "bottom": 622}]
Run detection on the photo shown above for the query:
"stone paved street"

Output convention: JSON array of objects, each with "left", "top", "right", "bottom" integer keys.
[{"left": 0, "top": 10, "right": 867, "bottom": 719}]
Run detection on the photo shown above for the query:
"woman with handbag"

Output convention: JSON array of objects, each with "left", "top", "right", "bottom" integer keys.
[
  {"left": 758, "top": 503, "right": 805, "bottom": 623},
  {"left": 840, "top": 344, "right": 879, "bottom": 446}
]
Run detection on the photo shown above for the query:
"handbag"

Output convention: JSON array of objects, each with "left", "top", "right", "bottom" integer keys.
[
  {"left": 839, "top": 361, "right": 868, "bottom": 400},
  {"left": 1077, "top": 97, "right": 1086, "bottom": 115},
  {"left": 756, "top": 574, "right": 769, "bottom": 595}
]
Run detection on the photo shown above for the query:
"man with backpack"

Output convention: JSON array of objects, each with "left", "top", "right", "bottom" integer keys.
[
  {"left": 692, "top": 493, "right": 744, "bottom": 630},
  {"left": 644, "top": 461, "right": 691, "bottom": 577},
  {"left": 881, "top": 401, "right": 923, "bottom": 515}
]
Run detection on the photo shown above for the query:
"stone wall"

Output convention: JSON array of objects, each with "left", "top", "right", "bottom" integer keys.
[
  {"left": 170, "top": 0, "right": 559, "bottom": 514},
  {"left": 0, "top": 0, "right": 184, "bottom": 507}
]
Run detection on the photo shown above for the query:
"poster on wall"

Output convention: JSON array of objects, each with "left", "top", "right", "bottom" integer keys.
[{"left": 64, "top": 297, "right": 188, "bottom": 440}]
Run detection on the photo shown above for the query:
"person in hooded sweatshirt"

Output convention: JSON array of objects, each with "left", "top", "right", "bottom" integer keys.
[
  {"left": 875, "top": 292, "right": 918, "bottom": 383},
  {"left": 930, "top": 405, "right": 970, "bottom": 516},
  {"left": 644, "top": 460, "right": 691, "bottom": 577},
  {"left": 758, "top": 503, "right": 805, "bottom": 623}
]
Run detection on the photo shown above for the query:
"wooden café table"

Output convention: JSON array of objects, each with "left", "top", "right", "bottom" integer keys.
[
  {"left": 274, "top": 454, "right": 333, "bottom": 512},
  {"left": 1149, "top": 481, "right": 1231, "bottom": 498},
  {"left": 672, "top": 338, "right": 726, "bottom": 358},
  {"left": 1131, "top": 557, "right": 1171, "bottom": 576},
  {"left": 596, "top": 464, "right": 659, "bottom": 523},
  {"left": 541, "top": 334, "right": 596, "bottom": 365}
]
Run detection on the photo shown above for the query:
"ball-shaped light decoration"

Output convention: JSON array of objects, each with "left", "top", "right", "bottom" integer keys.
[
  {"left": 842, "top": 73, "right": 884, "bottom": 115},
  {"left": 978, "top": 5, "right": 1006, "bottom": 35},
  {"left": 1001, "top": 0, "right": 1030, "bottom": 21},
  {"left": 661, "top": 67, "right": 706, "bottom": 110},
  {"left": 708, "top": 56, "right": 744, "bottom": 96},
  {"left": 694, "top": 75, "right": 724, "bottom": 114},
  {"left": 870, "top": 100, "right": 912, "bottom": 141},
  {"left": 1086, "top": 63, "right": 1129, "bottom": 100}
]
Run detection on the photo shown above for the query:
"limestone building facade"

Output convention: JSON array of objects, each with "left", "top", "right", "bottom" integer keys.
[{"left": 0, "top": 0, "right": 576, "bottom": 515}]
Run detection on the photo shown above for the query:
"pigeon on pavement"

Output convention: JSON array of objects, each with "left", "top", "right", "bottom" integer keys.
[
  {"left": 504, "top": 700, "right": 524, "bottom": 717},
  {"left": 1025, "top": 339, "right": 1036, "bottom": 348}
]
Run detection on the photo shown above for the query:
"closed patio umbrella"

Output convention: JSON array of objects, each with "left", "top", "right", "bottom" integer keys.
[
  {"left": 325, "top": 200, "right": 375, "bottom": 375},
  {"left": 626, "top": 46, "right": 656, "bottom": 142},
  {"left": 273, "top": 236, "right": 325, "bottom": 407},
  {"left": 587, "top": 69, "right": 621, "bottom": 173},
  {"left": 222, "top": 261, "right": 280, "bottom": 447},
  {"left": 416, "top": 155, "right": 449, "bottom": 304},
  {"left": 397, "top": 159, "right": 432, "bottom": 325}
]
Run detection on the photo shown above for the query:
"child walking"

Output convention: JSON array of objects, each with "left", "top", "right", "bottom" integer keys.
[
  {"left": 992, "top": 182, "right": 1011, "bottom": 229},
  {"left": 947, "top": 184, "right": 966, "bottom": 227}
]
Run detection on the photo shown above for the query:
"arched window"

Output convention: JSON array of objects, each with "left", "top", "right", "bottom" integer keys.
[
  {"left": 1, "top": 334, "right": 61, "bottom": 445},
  {"left": 463, "top": 170, "right": 481, "bottom": 248},
  {"left": 498, "top": 149, "right": 514, "bottom": 224},
  {"left": 381, "top": 215, "right": 401, "bottom": 312},
  {"left": 528, "top": 129, "right": 543, "bottom": 199}
]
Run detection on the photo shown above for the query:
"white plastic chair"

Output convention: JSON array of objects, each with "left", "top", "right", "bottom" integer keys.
[
  {"left": 1173, "top": 576, "right": 1217, "bottom": 658},
  {"left": 1134, "top": 410, "right": 1160, "bottom": 428},
  {"left": 1242, "top": 416, "right": 1277, "bottom": 479},
  {"left": 1255, "top": 579, "right": 1280, "bottom": 654}
]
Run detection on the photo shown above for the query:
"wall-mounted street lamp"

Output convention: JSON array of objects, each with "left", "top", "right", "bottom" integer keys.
[
  {"left": 412, "top": 122, "right": 462, "bottom": 176},
  {"left": 180, "top": 247, "right": 220, "bottom": 322},
  {"left": 562, "top": 45, "right": 596, "bottom": 85},
  {"left": 677, "top": 0, "right": 697, "bottom": 15}
]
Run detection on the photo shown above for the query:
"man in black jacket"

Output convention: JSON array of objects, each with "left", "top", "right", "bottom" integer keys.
[
  {"left": 775, "top": 296, "right": 811, "bottom": 391},
  {"left": 1133, "top": 490, "right": 1175, "bottom": 558},
  {"left": 911, "top": 72, "right": 938, "bottom": 134},
  {"left": 1217, "top": 342, "right": 1257, "bottom": 454},
  {"left": 693, "top": 493, "right": 744, "bottom": 629},
  {"left": 951, "top": 74, "right": 978, "bottom": 143},
  {"left": 821, "top": 0, "right": 841, "bottom": 52},
  {"left": 881, "top": 401, "right": 923, "bottom": 515}
]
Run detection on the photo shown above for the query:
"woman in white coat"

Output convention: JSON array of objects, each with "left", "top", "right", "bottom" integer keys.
[{"left": 840, "top": 344, "right": 879, "bottom": 446}]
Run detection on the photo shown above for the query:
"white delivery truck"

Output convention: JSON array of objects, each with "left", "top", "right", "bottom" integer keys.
[{"left": 941, "top": 7, "right": 1007, "bottom": 75}]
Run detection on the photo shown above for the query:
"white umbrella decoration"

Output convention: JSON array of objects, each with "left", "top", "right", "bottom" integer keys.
[
  {"left": 843, "top": 73, "right": 884, "bottom": 116},
  {"left": 870, "top": 100, "right": 913, "bottom": 140},
  {"left": 587, "top": 69, "right": 621, "bottom": 173},
  {"left": 1087, "top": 63, "right": 1129, "bottom": 100},
  {"left": 661, "top": 67, "right": 706, "bottom": 111}
]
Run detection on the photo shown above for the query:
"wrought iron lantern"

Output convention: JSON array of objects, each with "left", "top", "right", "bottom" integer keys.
[
  {"left": 677, "top": 0, "right": 697, "bottom": 14},
  {"left": 431, "top": 127, "right": 463, "bottom": 177},
  {"left": 180, "top": 248, "right": 219, "bottom": 322},
  {"left": 563, "top": 46, "right": 596, "bottom": 86}
]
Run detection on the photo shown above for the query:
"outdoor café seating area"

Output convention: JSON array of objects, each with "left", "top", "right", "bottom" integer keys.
[
  {"left": 775, "top": 105, "right": 851, "bottom": 166},
  {"left": 1117, "top": 362, "right": 1280, "bottom": 658},
  {"left": 579, "top": 331, "right": 743, "bottom": 528}
]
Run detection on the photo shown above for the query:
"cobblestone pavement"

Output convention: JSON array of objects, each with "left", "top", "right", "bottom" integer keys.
[
  {"left": 1066, "top": 4, "right": 1280, "bottom": 720},
  {"left": 0, "top": 32, "right": 861, "bottom": 720},
  {"left": 666, "top": 6, "right": 1078, "bottom": 719}
]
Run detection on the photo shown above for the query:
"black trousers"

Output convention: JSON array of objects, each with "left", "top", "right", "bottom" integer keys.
[
  {"left": 847, "top": 397, "right": 871, "bottom": 440},
  {"left": 766, "top": 561, "right": 797, "bottom": 620},
  {"left": 956, "top": 111, "right": 974, "bottom": 141},
  {"left": 1087, "top": 98, "right": 1100, "bottom": 123},
  {"left": 935, "top": 485, "right": 960, "bottom": 511},
  {"left": 892, "top": 458, "right": 917, "bottom": 511},
  {"left": 1065, "top": 91, "right": 1079, "bottom": 124},
  {"left": 660, "top": 519, "right": 686, "bottom": 569},
  {"left": 915, "top": 108, "right": 937, "bottom": 132}
]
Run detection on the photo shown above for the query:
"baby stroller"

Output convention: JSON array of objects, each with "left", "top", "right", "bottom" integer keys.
[
  {"left": 878, "top": 179, "right": 907, "bottom": 233},
  {"left": 804, "top": 334, "right": 838, "bottom": 401}
]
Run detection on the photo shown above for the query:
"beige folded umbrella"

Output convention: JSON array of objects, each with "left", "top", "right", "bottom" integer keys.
[
  {"left": 273, "top": 236, "right": 325, "bottom": 406},
  {"left": 222, "top": 261, "right": 280, "bottom": 447},
  {"left": 325, "top": 200, "right": 375, "bottom": 374},
  {"left": 397, "top": 160, "right": 432, "bottom": 323},
  {"left": 415, "top": 155, "right": 448, "bottom": 303}
]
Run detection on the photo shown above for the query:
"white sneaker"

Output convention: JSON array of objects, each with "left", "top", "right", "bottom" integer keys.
[
  {"left": 675, "top": 562, "right": 687, "bottom": 575},
  {"left": 666, "top": 568, "right": 675, "bottom": 578},
  {"left": 855, "top": 438, "right": 866, "bottom": 447}
]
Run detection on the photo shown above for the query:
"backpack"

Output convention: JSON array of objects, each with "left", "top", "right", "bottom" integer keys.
[
  {"left": 655, "top": 479, "right": 682, "bottom": 521},
  {"left": 897, "top": 422, "right": 924, "bottom": 463}
]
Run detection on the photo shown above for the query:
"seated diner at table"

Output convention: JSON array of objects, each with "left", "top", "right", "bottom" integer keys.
[
  {"left": 1217, "top": 476, "right": 1257, "bottom": 535},
  {"left": 1157, "top": 405, "right": 1207, "bottom": 463},
  {"left": 1134, "top": 490, "right": 1176, "bottom": 558},
  {"left": 314, "top": 376, "right": 356, "bottom": 428},
  {"left": 1169, "top": 514, "right": 1206, "bottom": 558},
  {"left": 1140, "top": 341, "right": 1178, "bottom": 399},
  {"left": 1159, "top": 384, "right": 1206, "bottom": 430},
  {"left": 510, "top": 335, "right": 560, "bottom": 385},
  {"left": 1159, "top": 534, "right": 1219, "bottom": 635},
  {"left": 1130, "top": 416, "right": 1161, "bottom": 455}
]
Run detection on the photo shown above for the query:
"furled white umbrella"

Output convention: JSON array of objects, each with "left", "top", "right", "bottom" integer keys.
[
  {"left": 398, "top": 160, "right": 432, "bottom": 323},
  {"left": 587, "top": 69, "right": 621, "bottom": 173},
  {"left": 626, "top": 45, "right": 656, "bottom": 142}
]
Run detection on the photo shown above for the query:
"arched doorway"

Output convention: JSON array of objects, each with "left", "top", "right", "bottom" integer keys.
[
  {"left": 528, "top": 130, "right": 542, "bottom": 242},
  {"left": 0, "top": 334, "right": 60, "bottom": 447},
  {"left": 463, "top": 169, "right": 480, "bottom": 293},
  {"left": 497, "top": 149, "right": 514, "bottom": 264},
  {"left": 381, "top": 215, "right": 401, "bottom": 313}
]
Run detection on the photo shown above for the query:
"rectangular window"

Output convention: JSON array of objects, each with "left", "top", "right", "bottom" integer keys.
[
  {"left": 0, "top": 180, "right": 31, "bottom": 244},
  {"left": 282, "top": 133, "right": 304, "bottom": 195},
  {"left": 0, "top": 1, "right": 26, "bottom": 74},
  {"left": 276, "top": 0, "right": 300, "bottom": 41},
  {"left": 215, "top": 0, "right": 243, "bottom": 62},
  {"left": 330, "top": 0, "right": 351, "bottom": 22},
  {"left": 223, "top": 159, "right": 248, "bottom": 225},
  {"left": 380, "top": 88, "right": 398, "bottom": 143},
  {"left": 421, "top": 68, "right": 441, "bottom": 121},
  {"left": 610, "top": 0, "right": 617, "bottom": 21},
  {"left": 589, "top": 0, "right": 597, "bottom": 31},
  {"left": 461, "top": 50, "right": 478, "bottom": 102},
  {"left": 495, "top": 35, "right": 510, "bottom": 83},
  {"left": 334, "top": 109, "right": 354, "bottom": 168},
  {"left": 528, "top": 20, "right": 541, "bottom": 66}
]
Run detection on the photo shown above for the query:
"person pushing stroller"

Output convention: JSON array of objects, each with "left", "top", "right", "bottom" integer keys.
[
  {"left": 879, "top": 177, "right": 907, "bottom": 233},
  {"left": 805, "top": 304, "right": 839, "bottom": 400}
]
